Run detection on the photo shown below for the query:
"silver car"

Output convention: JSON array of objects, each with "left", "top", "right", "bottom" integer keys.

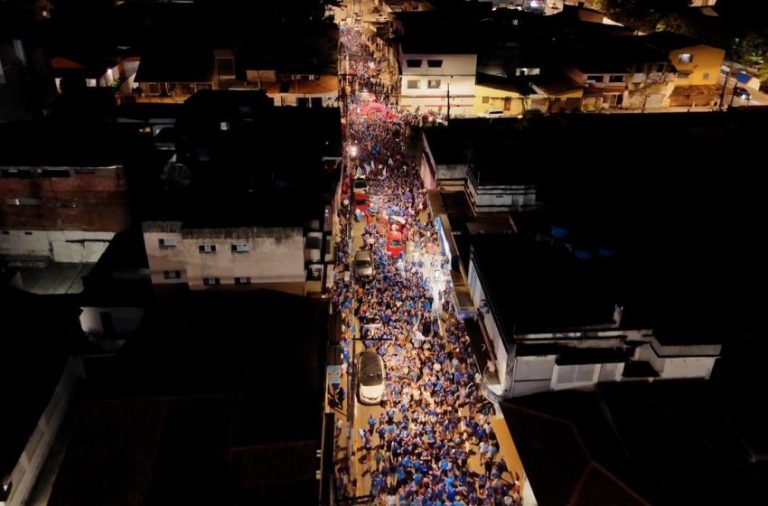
[
  {"left": 358, "top": 351, "right": 385, "bottom": 405},
  {"left": 353, "top": 249, "right": 374, "bottom": 280}
]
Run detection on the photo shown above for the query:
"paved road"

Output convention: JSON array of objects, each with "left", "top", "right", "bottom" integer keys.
[{"left": 330, "top": 3, "right": 527, "bottom": 505}]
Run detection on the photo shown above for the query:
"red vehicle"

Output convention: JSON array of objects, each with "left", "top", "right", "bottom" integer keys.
[
  {"left": 354, "top": 189, "right": 369, "bottom": 212},
  {"left": 386, "top": 231, "right": 404, "bottom": 258}
]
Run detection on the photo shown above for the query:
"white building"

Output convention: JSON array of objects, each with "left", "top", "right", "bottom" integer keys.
[
  {"left": 466, "top": 234, "right": 721, "bottom": 398},
  {"left": 394, "top": 13, "right": 478, "bottom": 116}
]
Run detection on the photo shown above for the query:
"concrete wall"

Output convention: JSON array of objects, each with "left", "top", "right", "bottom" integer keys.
[
  {"left": 79, "top": 306, "right": 145, "bottom": 336},
  {"left": 0, "top": 229, "right": 113, "bottom": 262},
  {"left": 143, "top": 223, "right": 306, "bottom": 294},
  {"left": 0, "top": 165, "right": 130, "bottom": 231},
  {"left": 4, "top": 357, "right": 83, "bottom": 506},
  {"left": 468, "top": 258, "right": 509, "bottom": 391},
  {"left": 399, "top": 53, "right": 477, "bottom": 115}
]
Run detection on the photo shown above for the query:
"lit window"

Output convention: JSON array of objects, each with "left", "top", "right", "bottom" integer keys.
[
  {"left": 199, "top": 244, "right": 217, "bottom": 254},
  {"left": 163, "top": 270, "right": 181, "bottom": 279},
  {"left": 427, "top": 79, "right": 441, "bottom": 89},
  {"left": 407, "top": 80, "right": 419, "bottom": 89},
  {"left": 231, "top": 243, "right": 249, "bottom": 253},
  {"left": 159, "top": 238, "right": 177, "bottom": 248},
  {"left": 203, "top": 277, "right": 221, "bottom": 286},
  {"left": 235, "top": 276, "right": 252, "bottom": 285},
  {"left": 678, "top": 53, "right": 693, "bottom": 63},
  {"left": 220, "top": 121, "right": 230, "bottom": 131}
]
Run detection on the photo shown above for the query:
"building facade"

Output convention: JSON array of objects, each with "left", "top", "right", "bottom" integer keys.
[
  {"left": 398, "top": 52, "right": 477, "bottom": 115},
  {"left": 466, "top": 238, "right": 721, "bottom": 398},
  {"left": 0, "top": 163, "right": 130, "bottom": 263}
]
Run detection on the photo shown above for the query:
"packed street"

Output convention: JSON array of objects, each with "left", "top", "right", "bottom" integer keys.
[{"left": 329, "top": 7, "right": 524, "bottom": 506}]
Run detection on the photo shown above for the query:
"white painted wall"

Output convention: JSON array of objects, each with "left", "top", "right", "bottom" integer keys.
[
  {"left": 143, "top": 224, "right": 306, "bottom": 291},
  {"left": 0, "top": 230, "right": 113, "bottom": 263},
  {"left": 4, "top": 357, "right": 83, "bottom": 506},
  {"left": 399, "top": 53, "right": 477, "bottom": 114},
  {"left": 79, "top": 307, "right": 145, "bottom": 336},
  {"left": 468, "top": 258, "right": 510, "bottom": 391}
]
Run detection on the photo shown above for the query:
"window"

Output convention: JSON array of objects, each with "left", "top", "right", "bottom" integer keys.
[
  {"left": 220, "top": 121, "right": 230, "bottom": 131},
  {"left": 86, "top": 78, "right": 97, "bottom": 87},
  {"left": 406, "top": 59, "right": 422, "bottom": 68},
  {"left": 158, "top": 238, "right": 177, "bottom": 248},
  {"left": 203, "top": 277, "right": 221, "bottom": 286},
  {"left": 163, "top": 270, "right": 181, "bottom": 280},
  {"left": 1, "top": 169, "right": 33, "bottom": 179},
  {"left": 678, "top": 53, "right": 693, "bottom": 64},
  {"left": 407, "top": 80, "right": 420, "bottom": 89},
  {"left": 702, "top": 72, "right": 710, "bottom": 80},
  {"left": 427, "top": 79, "right": 441, "bottom": 89},
  {"left": 199, "top": 244, "right": 217, "bottom": 254},
  {"left": 481, "top": 96, "right": 490, "bottom": 104},
  {"left": 586, "top": 75, "right": 603, "bottom": 83},
  {"left": 235, "top": 276, "right": 251, "bottom": 285},
  {"left": 74, "top": 168, "right": 96, "bottom": 175},
  {"left": 40, "top": 169, "right": 71, "bottom": 178},
  {"left": 656, "top": 64, "right": 666, "bottom": 72},
  {"left": 677, "top": 71, "right": 691, "bottom": 79},
  {"left": 231, "top": 243, "right": 250, "bottom": 253},
  {"left": 427, "top": 59, "right": 443, "bottom": 68},
  {"left": 609, "top": 75, "right": 625, "bottom": 83},
  {"left": 6, "top": 198, "right": 42, "bottom": 206}
]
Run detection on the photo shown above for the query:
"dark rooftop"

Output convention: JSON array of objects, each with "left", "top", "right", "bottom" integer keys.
[
  {"left": 566, "top": 35, "right": 669, "bottom": 74},
  {"left": 502, "top": 380, "right": 768, "bottom": 506},
  {"left": 81, "top": 227, "right": 152, "bottom": 307},
  {"left": 144, "top": 92, "right": 342, "bottom": 228},
  {"left": 641, "top": 31, "right": 710, "bottom": 52},
  {"left": 0, "top": 289, "right": 82, "bottom": 477},
  {"left": 471, "top": 234, "right": 620, "bottom": 339},
  {"left": 396, "top": 11, "right": 479, "bottom": 54},
  {"left": 134, "top": 41, "right": 214, "bottom": 83},
  {"left": 0, "top": 121, "right": 137, "bottom": 167},
  {"left": 49, "top": 289, "right": 327, "bottom": 506}
]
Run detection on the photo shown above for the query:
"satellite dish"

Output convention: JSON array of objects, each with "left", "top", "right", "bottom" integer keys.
[{"left": 161, "top": 155, "right": 192, "bottom": 188}]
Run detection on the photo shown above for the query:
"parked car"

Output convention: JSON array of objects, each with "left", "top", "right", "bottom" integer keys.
[
  {"left": 353, "top": 249, "right": 374, "bottom": 280},
  {"left": 353, "top": 189, "right": 369, "bottom": 212},
  {"left": 353, "top": 177, "right": 368, "bottom": 192},
  {"left": 734, "top": 86, "right": 752, "bottom": 101},
  {"left": 358, "top": 351, "right": 385, "bottom": 405},
  {"left": 481, "top": 109, "right": 504, "bottom": 118}
]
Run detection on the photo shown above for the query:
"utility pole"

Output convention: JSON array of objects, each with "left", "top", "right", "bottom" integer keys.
[
  {"left": 719, "top": 66, "right": 733, "bottom": 111},
  {"left": 446, "top": 82, "right": 451, "bottom": 121}
]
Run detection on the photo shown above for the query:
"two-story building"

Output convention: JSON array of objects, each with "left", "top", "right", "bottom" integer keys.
[
  {"left": 0, "top": 121, "right": 133, "bottom": 264},
  {"left": 421, "top": 119, "right": 538, "bottom": 212},
  {"left": 467, "top": 234, "right": 721, "bottom": 398},
  {"left": 644, "top": 32, "right": 724, "bottom": 86},
  {"left": 141, "top": 91, "right": 342, "bottom": 297},
  {"left": 394, "top": 12, "right": 478, "bottom": 115},
  {"left": 565, "top": 36, "right": 677, "bottom": 111}
]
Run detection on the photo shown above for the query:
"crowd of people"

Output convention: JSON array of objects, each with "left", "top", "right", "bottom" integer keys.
[{"left": 332, "top": 18, "right": 523, "bottom": 506}]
